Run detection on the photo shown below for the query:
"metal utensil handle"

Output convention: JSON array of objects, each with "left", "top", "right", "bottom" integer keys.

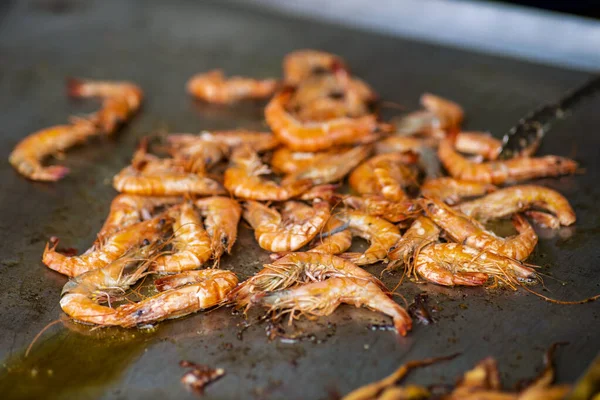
[{"left": 499, "top": 74, "right": 600, "bottom": 159}]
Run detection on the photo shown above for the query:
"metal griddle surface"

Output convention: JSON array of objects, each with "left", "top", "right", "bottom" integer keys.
[{"left": 0, "top": 1, "right": 599, "bottom": 399}]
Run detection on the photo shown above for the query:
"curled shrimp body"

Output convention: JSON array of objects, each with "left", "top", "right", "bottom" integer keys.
[
  {"left": 117, "top": 269, "right": 238, "bottom": 327},
  {"left": 349, "top": 152, "right": 418, "bottom": 201},
  {"left": 98, "top": 194, "right": 181, "bottom": 241},
  {"left": 167, "top": 139, "right": 227, "bottom": 173},
  {"left": 9, "top": 120, "right": 98, "bottom": 181},
  {"left": 342, "top": 195, "right": 420, "bottom": 223},
  {"left": 457, "top": 185, "right": 576, "bottom": 226},
  {"left": 113, "top": 165, "right": 225, "bottom": 196},
  {"left": 374, "top": 136, "right": 435, "bottom": 155},
  {"left": 252, "top": 277, "right": 412, "bottom": 336},
  {"left": 339, "top": 211, "right": 402, "bottom": 265},
  {"left": 186, "top": 70, "right": 278, "bottom": 104},
  {"left": 243, "top": 200, "right": 330, "bottom": 252},
  {"left": 421, "top": 198, "right": 538, "bottom": 261},
  {"left": 420, "top": 177, "right": 496, "bottom": 205},
  {"left": 438, "top": 137, "right": 578, "bottom": 184},
  {"left": 282, "top": 145, "right": 372, "bottom": 185},
  {"left": 387, "top": 216, "right": 441, "bottom": 271},
  {"left": 454, "top": 131, "right": 501, "bottom": 160},
  {"left": 265, "top": 89, "right": 384, "bottom": 152},
  {"left": 413, "top": 243, "right": 536, "bottom": 287},
  {"left": 270, "top": 148, "right": 328, "bottom": 175},
  {"left": 194, "top": 196, "right": 242, "bottom": 260},
  {"left": 283, "top": 49, "right": 346, "bottom": 85},
  {"left": 43, "top": 213, "right": 172, "bottom": 277},
  {"left": 224, "top": 146, "right": 312, "bottom": 201},
  {"left": 152, "top": 203, "right": 212, "bottom": 273},
  {"left": 60, "top": 244, "right": 157, "bottom": 325},
  {"left": 230, "top": 252, "right": 382, "bottom": 308},
  {"left": 67, "top": 78, "right": 143, "bottom": 134}
]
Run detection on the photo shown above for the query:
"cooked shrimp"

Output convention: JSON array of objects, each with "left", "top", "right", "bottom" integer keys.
[
  {"left": 118, "top": 269, "right": 237, "bottom": 327},
  {"left": 43, "top": 212, "right": 172, "bottom": 277},
  {"left": 152, "top": 203, "right": 212, "bottom": 273},
  {"left": 230, "top": 252, "right": 382, "bottom": 309},
  {"left": 282, "top": 145, "right": 372, "bottom": 185},
  {"left": 342, "top": 195, "right": 420, "bottom": 223},
  {"left": 421, "top": 198, "right": 538, "bottom": 261},
  {"left": 97, "top": 194, "right": 181, "bottom": 241},
  {"left": 339, "top": 211, "right": 402, "bottom": 265},
  {"left": 60, "top": 243, "right": 158, "bottom": 325},
  {"left": 194, "top": 196, "right": 241, "bottom": 260},
  {"left": 9, "top": 120, "right": 100, "bottom": 181},
  {"left": 265, "top": 89, "right": 385, "bottom": 152},
  {"left": 298, "top": 184, "right": 339, "bottom": 202},
  {"left": 243, "top": 200, "right": 330, "bottom": 252},
  {"left": 349, "top": 152, "right": 418, "bottom": 201},
  {"left": 283, "top": 49, "right": 346, "bottom": 85},
  {"left": 457, "top": 185, "right": 576, "bottom": 226},
  {"left": 454, "top": 131, "right": 501, "bottom": 160},
  {"left": 186, "top": 69, "right": 278, "bottom": 104},
  {"left": 413, "top": 243, "right": 536, "bottom": 287},
  {"left": 168, "top": 130, "right": 278, "bottom": 154},
  {"left": 420, "top": 177, "right": 496, "bottom": 205},
  {"left": 420, "top": 93, "right": 464, "bottom": 133},
  {"left": 113, "top": 165, "right": 225, "bottom": 196},
  {"left": 67, "top": 78, "right": 143, "bottom": 134},
  {"left": 224, "top": 146, "right": 312, "bottom": 200},
  {"left": 438, "top": 137, "right": 578, "bottom": 184},
  {"left": 387, "top": 216, "right": 441, "bottom": 271},
  {"left": 251, "top": 277, "right": 412, "bottom": 336}
]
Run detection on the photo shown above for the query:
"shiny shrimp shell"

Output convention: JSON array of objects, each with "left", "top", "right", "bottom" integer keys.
[
  {"left": 152, "top": 202, "right": 212, "bottom": 273},
  {"left": 339, "top": 211, "right": 401, "bottom": 265},
  {"left": 457, "top": 185, "right": 576, "bottom": 226},
  {"left": 438, "top": 136, "right": 578, "bottom": 184},
  {"left": 251, "top": 276, "right": 412, "bottom": 336},
  {"left": 67, "top": 78, "right": 143, "bottom": 134},
  {"left": 224, "top": 146, "right": 312, "bottom": 201},
  {"left": 230, "top": 252, "right": 382, "bottom": 309},
  {"left": 43, "top": 212, "right": 172, "bottom": 277},
  {"left": 421, "top": 197, "right": 538, "bottom": 261},
  {"left": 420, "top": 177, "right": 496, "bottom": 205},
  {"left": 265, "top": 89, "right": 385, "bottom": 152},
  {"left": 9, "top": 120, "right": 98, "bottom": 182},
  {"left": 243, "top": 200, "right": 330, "bottom": 252},
  {"left": 186, "top": 69, "right": 278, "bottom": 104},
  {"left": 194, "top": 196, "right": 242, "bottom": 260},
  {"left": 413, "top": 243, "right": 536, "bottom": 288}
]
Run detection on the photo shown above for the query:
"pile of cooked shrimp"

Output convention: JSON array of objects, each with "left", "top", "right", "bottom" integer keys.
[{"left": 11, "top": 50, "right": 588, "bottom": 337}]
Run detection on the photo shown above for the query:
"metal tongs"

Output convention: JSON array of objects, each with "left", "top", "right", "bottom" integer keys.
[{"left": 498, "top": 74, "right": 600, "bottom": 159}]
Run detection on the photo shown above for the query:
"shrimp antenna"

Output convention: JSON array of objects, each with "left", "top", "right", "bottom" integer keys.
[
  {"left": 25, "top": 319, "right": 63, "bottom": 358},
  {"left": 518, "top": 284, "right": 600, "bottom": 305}
]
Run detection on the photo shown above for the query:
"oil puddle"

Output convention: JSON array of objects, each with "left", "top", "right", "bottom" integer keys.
[{"left": 0, "top": 322, "right": 156, "bottom": 399}]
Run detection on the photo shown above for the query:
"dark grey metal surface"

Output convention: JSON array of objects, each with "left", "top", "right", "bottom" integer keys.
[{"left": 0, "top": 1, "right": 598, "bottom": 399}]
